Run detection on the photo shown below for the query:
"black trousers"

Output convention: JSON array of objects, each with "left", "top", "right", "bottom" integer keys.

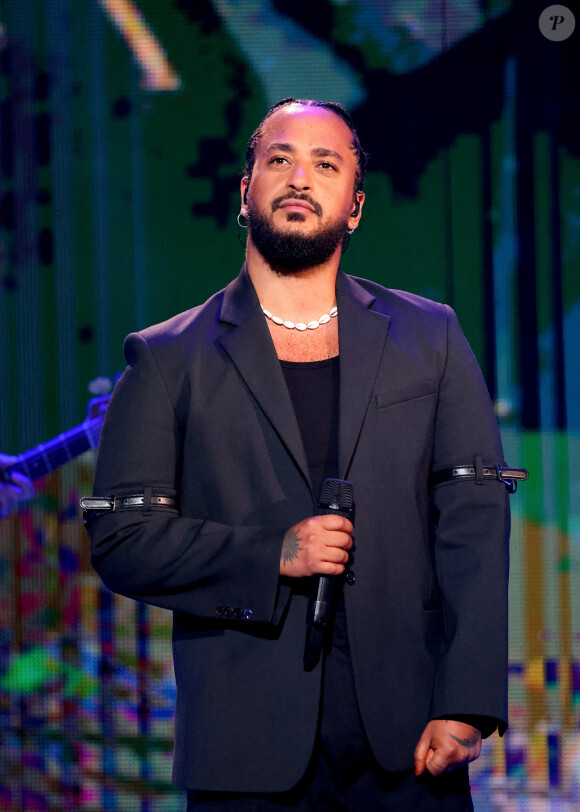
[{"left": 187, "top": 611, "right": 473, "bottom": 811}]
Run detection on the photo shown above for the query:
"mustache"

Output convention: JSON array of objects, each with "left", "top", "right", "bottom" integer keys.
[{"left": 271, "top": 193, "right": 323, "bottom": 217}]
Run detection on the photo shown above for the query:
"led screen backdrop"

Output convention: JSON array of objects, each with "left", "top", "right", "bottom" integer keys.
[{"left": 0, "top": 0, "right": 579, "bottom": 809}]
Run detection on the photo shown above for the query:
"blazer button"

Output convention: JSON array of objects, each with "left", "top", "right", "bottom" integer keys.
[
  {"left": 215, "top": 605, "right": 225, "bottom": 617},
  {"left": 233, "top": 608, "right": 243, "bottom": 620},
  {"left": 223, "top": 606, "right": 233, "bottom": 618},
  {"left": 243, "top": 609, "right": 253, "bottom": 620},
  {"left": 345, "top": 571, "right": 356, "bottom": 586}
]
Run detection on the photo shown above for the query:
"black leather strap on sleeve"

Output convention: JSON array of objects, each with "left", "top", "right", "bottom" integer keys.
[
  {"left": 430, "top": 465, "right": 529, "bottom": 493},
  {"left": 80, "top": 493, "right": 177, "bottom": 528}
]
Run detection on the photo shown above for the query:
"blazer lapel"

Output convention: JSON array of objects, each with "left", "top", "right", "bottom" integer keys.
[
  {"left": 336, "top": 272, "right": 391, "bottom": 480},
  {"left": 217, "top": 267, "right": 311, "bottom": 488}
]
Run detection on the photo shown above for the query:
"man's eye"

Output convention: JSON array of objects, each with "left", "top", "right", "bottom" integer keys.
[
  {"left": 319, "top": 162, "right": 337, "bottom": 171},
  {"left": 270, "top": 156, "right": 288, "bottom": 165}
]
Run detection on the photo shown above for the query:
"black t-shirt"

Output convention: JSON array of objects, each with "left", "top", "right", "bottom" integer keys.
[{"left": 280, "top": 355, "right": 340, "bottom": 500}]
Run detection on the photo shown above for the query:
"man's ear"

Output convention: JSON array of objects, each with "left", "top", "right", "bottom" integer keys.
[
  {"left": 240, "top": 177, "right": 250, "bottom": 208},
  {"left": 348, "top": 191, "right": 365, "bottom": 231}
]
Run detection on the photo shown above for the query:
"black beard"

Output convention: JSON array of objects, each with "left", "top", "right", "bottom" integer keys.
[{"left": 247, "top": 204, "right": 349, "bottom": 274}]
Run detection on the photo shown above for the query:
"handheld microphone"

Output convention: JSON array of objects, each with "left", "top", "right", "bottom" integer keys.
[{"left": 304, "top": 478, "right": 354, "bottom": 667}]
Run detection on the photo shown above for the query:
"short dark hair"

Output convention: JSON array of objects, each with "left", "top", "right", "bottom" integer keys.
[{"left": 244, "top": 98, "right": 368, "bottom": 194}]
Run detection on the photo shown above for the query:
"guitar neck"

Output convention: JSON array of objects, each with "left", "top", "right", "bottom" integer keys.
[{"left": 5, "top": 415, "right": 104, "bottom": 482}]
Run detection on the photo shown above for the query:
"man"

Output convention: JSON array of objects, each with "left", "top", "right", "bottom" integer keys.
[
  {"left": 87, "top": 99, "right": 511, "bottom": 809},
  {"left": 0, "top": 454, "right": 35, "bottom": 519}
]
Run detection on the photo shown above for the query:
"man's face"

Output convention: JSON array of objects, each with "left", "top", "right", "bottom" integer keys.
[{"left": 241, "top": 104, "right": 364, "bottom": 272}]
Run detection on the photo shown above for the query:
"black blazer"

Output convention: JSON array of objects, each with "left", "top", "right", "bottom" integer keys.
[{"left": 90, "top": 266, "right": 510, "bottom": 792}]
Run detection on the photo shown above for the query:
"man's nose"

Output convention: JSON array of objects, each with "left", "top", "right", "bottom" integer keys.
[{"left": 288, "top": 163, "right": 311, "bottom": 191}]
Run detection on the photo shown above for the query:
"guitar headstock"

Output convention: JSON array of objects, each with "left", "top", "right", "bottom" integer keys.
[
  {"left": 86, "top": 394, "right": 111, "bottom": 421},
  {"left": 85, "top": 373, "right": 121, "bottom": 421}
]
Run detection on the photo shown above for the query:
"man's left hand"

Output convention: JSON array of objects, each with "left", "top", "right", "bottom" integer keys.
[{"left": 413, "top": 719, "right": 482, "bottom": 777}]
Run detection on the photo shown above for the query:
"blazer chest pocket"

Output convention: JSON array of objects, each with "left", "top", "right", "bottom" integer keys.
[{"left": 375, "top": 379, "right": 436, "bottom": 409}]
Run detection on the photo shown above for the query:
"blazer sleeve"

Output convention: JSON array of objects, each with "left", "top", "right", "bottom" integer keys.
[
  {"left": 429, "top": 306, "right": 510, "bottom": 733},
  {"left": 88, "top": 331, "right": 292, "bottom": 624}
]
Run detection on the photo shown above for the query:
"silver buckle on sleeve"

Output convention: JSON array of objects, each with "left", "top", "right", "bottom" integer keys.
[
  {"left": 80, "top": 496, "right": 115, "bottom": 511},
  {"left": 496, "top": 466, "right": 529, "bottom": 493}
]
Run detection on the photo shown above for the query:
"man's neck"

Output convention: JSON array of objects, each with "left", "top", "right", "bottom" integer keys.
[{"left": 245, "top": 241, "right": 340, "bottom": 325}]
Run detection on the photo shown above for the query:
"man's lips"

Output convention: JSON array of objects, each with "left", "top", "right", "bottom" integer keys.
[
  {"left": 272, "top": 195, "right": 322, "bottom": 216},
  {"left": 277, "top": 200, "right": 314, "bottom": 213}
]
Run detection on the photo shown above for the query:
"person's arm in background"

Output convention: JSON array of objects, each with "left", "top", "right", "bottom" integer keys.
[{"left": 0, "top": 454, "right": 35, "bottom": 519}]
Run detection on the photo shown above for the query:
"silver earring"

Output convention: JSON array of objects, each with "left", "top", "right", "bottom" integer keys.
[
  {"left": 346, "top": 228, "right": 354, "bottom": 235},
  {"left": 237, "top": 212, "right": 248, "bottom": 229}
]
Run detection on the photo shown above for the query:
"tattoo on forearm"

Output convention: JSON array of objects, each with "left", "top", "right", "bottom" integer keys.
[
  {"left": 449, "top": 730, "right": 481, "bottom": 748},
  {"left": 281, "top": 528, "right": 301, "bottom": 564}
]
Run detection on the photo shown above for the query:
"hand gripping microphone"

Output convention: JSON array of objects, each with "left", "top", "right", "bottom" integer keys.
[{"left": 304, "top": 478, "right": 354, "bottom": 667}]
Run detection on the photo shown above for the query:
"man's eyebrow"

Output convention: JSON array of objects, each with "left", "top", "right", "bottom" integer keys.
[
  {"left": 264, "top": 143, "right": 344, "bottom": 162},
  {"left": 264, "top": 142, "right": 295, "bottom": 154},
  {"left": 311, "top": 147, "right": 344, "bottom": 162}
]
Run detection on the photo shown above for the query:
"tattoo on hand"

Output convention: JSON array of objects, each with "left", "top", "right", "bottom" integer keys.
[
  {"left": 449, "top": 730, "right": 481, "bottom": 748},
  {"left": 281, "top": 528, "right": 301, "bottom": 564}
]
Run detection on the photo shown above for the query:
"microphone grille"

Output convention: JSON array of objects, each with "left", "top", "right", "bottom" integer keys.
[{"left": 319, "top": 478, "right": 353, "bottom": 512}]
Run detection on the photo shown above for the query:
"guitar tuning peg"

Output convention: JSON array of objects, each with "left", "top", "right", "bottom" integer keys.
[{"left": 88, "top": 376, "right": 113, "bottom": 396}]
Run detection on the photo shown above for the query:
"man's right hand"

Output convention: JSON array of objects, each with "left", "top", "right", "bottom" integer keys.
[
  {"left": 279, "top": 515, "right": 354, "bottom": 577},
  {"left": 0, "top": 454, "right": 35, "bottom": 519}
]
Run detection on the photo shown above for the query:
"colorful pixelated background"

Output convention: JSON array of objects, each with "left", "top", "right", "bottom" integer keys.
[{"left": 1, "top": 1, "right": 579, "bottom": 809}]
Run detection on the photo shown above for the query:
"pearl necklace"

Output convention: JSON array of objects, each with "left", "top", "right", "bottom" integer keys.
[{"left": 261, "top": 304, "right": 338, "bottom": 331}]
